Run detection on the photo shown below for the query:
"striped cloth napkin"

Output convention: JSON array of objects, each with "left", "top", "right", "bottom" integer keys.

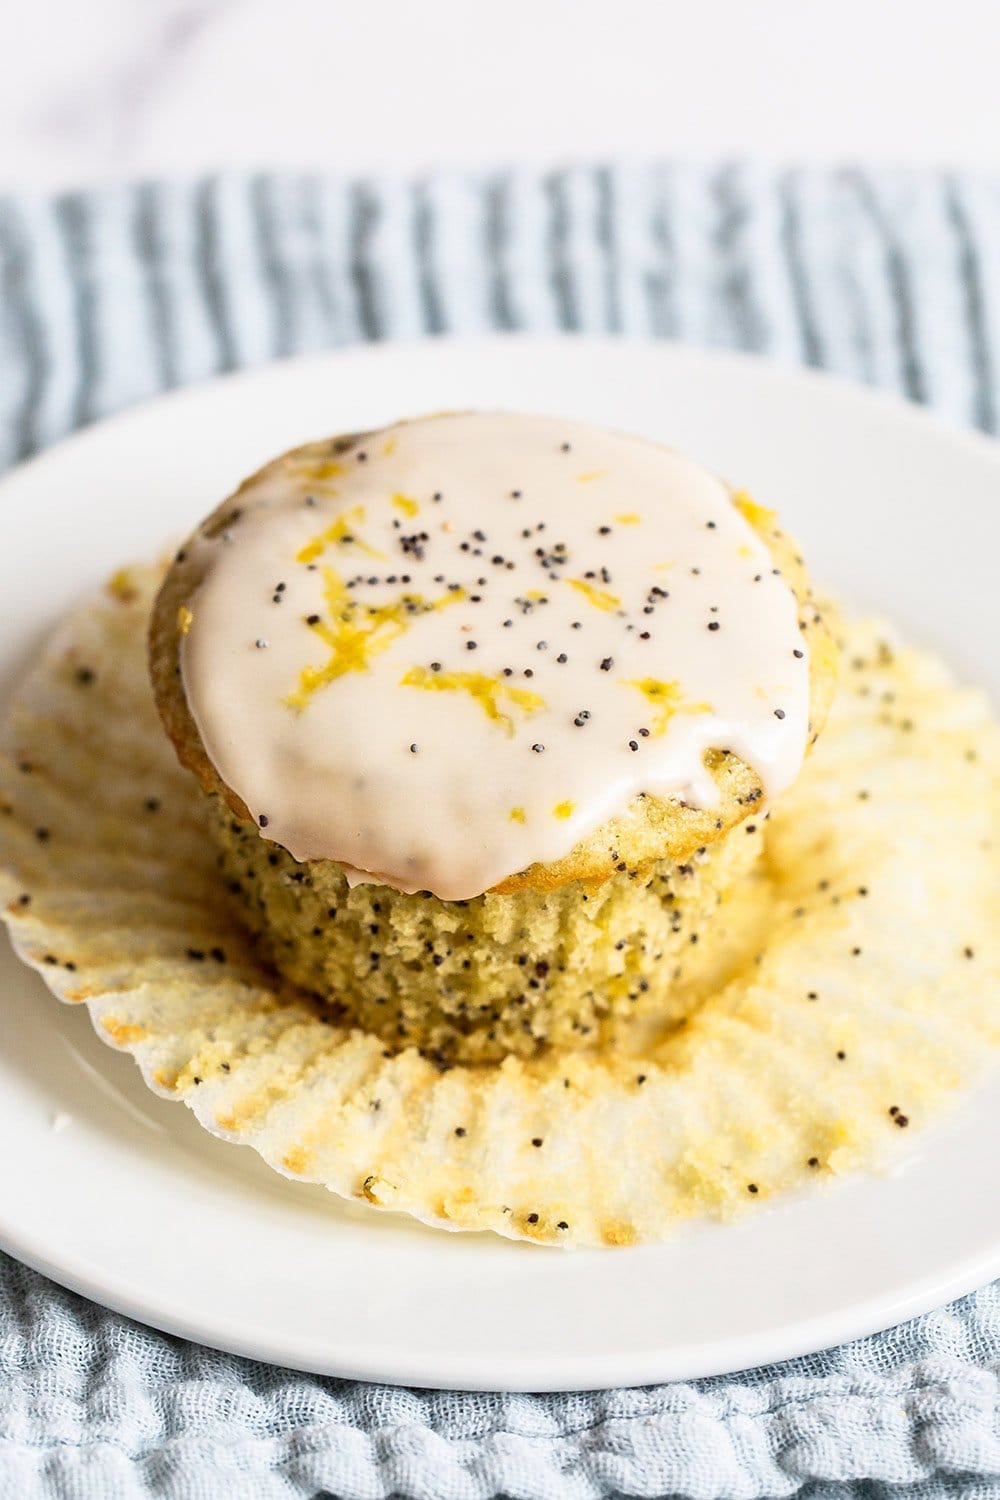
[{"left": 2, "top": 163, "right": 1000, "bottom": 1500}]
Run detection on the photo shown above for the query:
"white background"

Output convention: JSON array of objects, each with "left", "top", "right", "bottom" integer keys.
[{"left": 2, "top": 0, "right": 1000, "bottom": 191}]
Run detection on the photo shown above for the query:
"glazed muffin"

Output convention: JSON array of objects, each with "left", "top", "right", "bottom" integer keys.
[{"left": 150, "top": 412, "right": 837, "bottom": 1062}]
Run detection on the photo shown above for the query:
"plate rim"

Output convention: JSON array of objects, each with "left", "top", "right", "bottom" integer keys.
[{"left": 3, "top": 331, "right": 1000, "bottom": 1391}]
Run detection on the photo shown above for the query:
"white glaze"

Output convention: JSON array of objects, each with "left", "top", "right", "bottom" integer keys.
[{"left": 181, "top": 412, "right": 810, "bottom": 898}]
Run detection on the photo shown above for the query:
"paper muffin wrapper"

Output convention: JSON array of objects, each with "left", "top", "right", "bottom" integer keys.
[{"left": 2, "top": 564, "right": 1000, "bottom": 1248}]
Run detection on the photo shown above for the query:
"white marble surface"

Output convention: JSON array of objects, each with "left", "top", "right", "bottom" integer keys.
[{"left": 2, "top": 0, "right": 1000, "bottom": 192}]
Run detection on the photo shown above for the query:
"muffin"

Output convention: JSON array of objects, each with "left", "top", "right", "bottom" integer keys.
[{"left": 149, "top": 412, "right": 837, "bottom": 1062}]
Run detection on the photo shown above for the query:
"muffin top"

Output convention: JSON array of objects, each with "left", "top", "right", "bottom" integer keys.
[{"left": 151, "top": 412, "right": 833, "bottom": 899}]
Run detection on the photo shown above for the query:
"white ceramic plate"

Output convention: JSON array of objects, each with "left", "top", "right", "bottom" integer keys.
[{"left": 2, "top": 335, "right": 1000, "bottom": 1392}]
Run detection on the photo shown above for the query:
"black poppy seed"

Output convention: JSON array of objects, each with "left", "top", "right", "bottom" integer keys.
[
  {"left": 556, "top": 653, "right": 568, "bottom": 663},
  {"left": 258, "top": 814, "right": 269, "bottom": 828},
  {"left": 454, "top": 1126, "right": 466, "bottom": 1137},
  {"left": 836, "top": 1050, "right": 847, "bottom": 1060},
  {"left": 465, "top": 640, "right": 478, "bottom": 651},
  {"left": 807, "top": 990, "right": 818, "bottom": 1000},
  {"left": 598, "top": 525, "right": 611, "bottom": 535},
  {"left": 254, "top": 638, "right": 269, "bottom": 649},
  {"left": 306, "top": 614, "right": 321, "bottom": 625},
  {"left": 524, "top": 668, "right": 534, "bottom": 678},
  {"left": 639, "top": 631, "right": 650, "bottom": 640},
  {"left": 747, "top": 1183, "right": 758, "bottom": 1194},
  {"left": 409, "top": 743, "right": 419, "bottom": 754},
  {"left": 531, "top": 743, "right": 545, "bottom": 753},
  {"left": 145, "top": 797, "right": 160, "bottom": 813},
  {"left": 638, "top": 727, "right": 650, "bottom": 737},
  {"left": 276, "top": 581, "right": 286, "bottom": 592},
  {"left": 807, "top": 1156, "right": 820, "bottom": 1168},
  {"left": 432, "top": 490, "right": 442, "bottom": 501},
  {"left": 75, "top": 667, "right": 96, "bottom": 685},
  {"left": 628, "top": 740, "right": 639, "bottom": 751},
  {"left": 527, "top": 1212, "right": 539, "bottom": 1224},
  {"left": 793, "top": 648, "right": 804, "bottom": 658},
  {"left": 536, "top": 641, "right": 547, "bottom": 650},
  {"left": 510, "top": 489, "right": 522, "bottom": 498},
  {"left": 356, "top": 450, "right": 368, "bottom": 461},
  {"left": 531, "top": 1137, "right": 543, "bottom": 1148},
  {"left": 707, "top": 621, "right": 720, "bottom": 631},
  {"left": 851, "top": 947, "right": 862, "bottom": 956},
  {"left": 600, "top": 657, "right": 613, "bottom": 671},
  {"left": 706, "top": 520, "right": 716, "bottom": 529},
  {"left": 35, "top": 828, "right": 50, "bottom": 842},
  {"left": 774, "top": 708, "right": 786, "bottom": 720}
]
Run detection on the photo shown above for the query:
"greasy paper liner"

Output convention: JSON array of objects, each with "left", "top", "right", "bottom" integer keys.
[{"left": 2, "top": 565, "right": 1000, "bottom": 1247}]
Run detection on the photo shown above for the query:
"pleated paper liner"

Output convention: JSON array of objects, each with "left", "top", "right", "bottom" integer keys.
[{"left": 2, "top": 564, "right": 1000, "bottom": 1247}]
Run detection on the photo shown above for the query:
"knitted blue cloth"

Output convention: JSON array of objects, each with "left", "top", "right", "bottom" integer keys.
[{"left": 2, "top": 164, "right": 1000, "bottom": 1500}]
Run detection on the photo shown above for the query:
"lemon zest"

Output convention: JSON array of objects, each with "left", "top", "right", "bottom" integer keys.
[
  {"left": 400, "top": 666, "right": 545, "bottom": 733},
  {"left": 296, "top": 505, "right": 386, "bottom": 565},
  {"left": 623, "top": 677, "right": 711, "bottom": 736},
  {"left": 567, "top": 578, "right": 620, "bottom": 612}
]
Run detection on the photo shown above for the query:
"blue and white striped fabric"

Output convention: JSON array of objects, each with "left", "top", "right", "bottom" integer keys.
[{"left": 3, "top": 163, "right": 1000, "bottom": 1500}]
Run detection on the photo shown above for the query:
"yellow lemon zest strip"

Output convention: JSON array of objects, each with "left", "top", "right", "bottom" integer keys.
[
  {"left": 177, "top": 606, "right": 193, "bottom": 635},
  {"left": 298, "top": 459, "right": 346, "bottom": 481},
  {"left": 285, "top": 569, "right": 410, "bottom": 710},
  {"left": 623, "top": 677, "right": 711, "bottom": 736},
  {"left": 577, "top": 470, "right": 607, "bottom": 483},
  {"left": 509, "top": 807, "right": 526, "bottom": 823},
  {"left": 296, "top": 506, "right": 386, "bottom": 565},
  {"left": 553, "top": 800, "right": 575, "bottom": 819},
  {"left": 567, "top": 578, "right": 621, "bottom": 612},
  {"left": 400, "top": 666, "right": 545, "bottom": 734},
  {"left": 613, "top": 512, "right": 641, "bottom": 524},
  {"left": 392, "top": 492, "right": 420, "bottom": 517}
]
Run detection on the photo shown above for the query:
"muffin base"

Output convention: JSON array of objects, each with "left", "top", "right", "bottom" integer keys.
[{"left": 208, "top": 799, "right": 765, "bottom": 1064}]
